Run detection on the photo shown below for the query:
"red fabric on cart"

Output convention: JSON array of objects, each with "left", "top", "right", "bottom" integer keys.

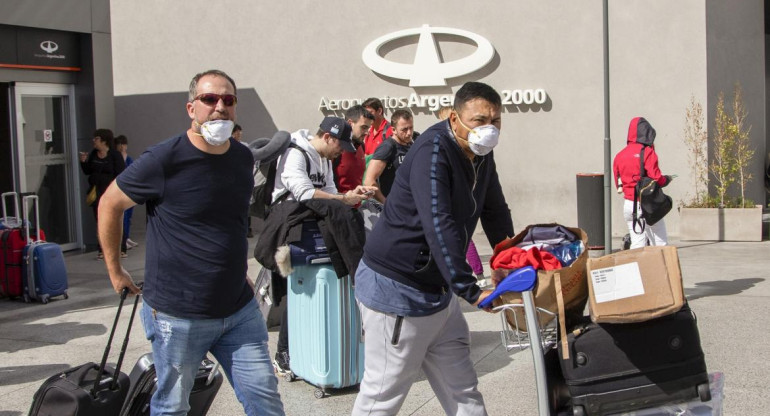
[{"left": 490, "top": 246, "right": 562, "bottom": 271}]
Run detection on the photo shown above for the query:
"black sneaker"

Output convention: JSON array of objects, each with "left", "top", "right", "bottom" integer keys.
[{"left": 273, "top": 351, "right": 291, "bottom": 374}]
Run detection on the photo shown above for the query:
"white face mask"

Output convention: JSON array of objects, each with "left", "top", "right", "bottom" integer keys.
[
  {"left": 198, "top": 119, "right": 234, "bottom": 146},
  {"left": 455, "top": 117, "right": 500, "bottom": 156}
]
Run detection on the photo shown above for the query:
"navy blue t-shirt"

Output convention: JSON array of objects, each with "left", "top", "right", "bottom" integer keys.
[{"left": 116, "top": 133, "right": 254, "bottom": 319}]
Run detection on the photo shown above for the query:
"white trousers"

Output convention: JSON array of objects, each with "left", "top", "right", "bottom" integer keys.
[
  {"left": 623, "top": 199, "right": 668, "bottom": 249},
  {"left": 352, "top": 295, "right": 487, "bottom": 416}
]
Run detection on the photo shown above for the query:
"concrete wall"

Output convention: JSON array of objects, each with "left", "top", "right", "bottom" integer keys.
[
  {"left": 111, "top": 0, "right": 764, "bottom": 240},
  {"left": 608, "top": 0, "right": 709, "bottom": 238},
  {"left": 706, "top": 0, "right": 766, "bottom": 207},
  {"left": 1, "top": 0, "right": 115, "bottom": 134},
  {"left": 0, "top": 0, "right": 93, "bottom": 33}
]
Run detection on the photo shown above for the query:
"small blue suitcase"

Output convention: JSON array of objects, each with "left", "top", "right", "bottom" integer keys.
[
  {"left": 288, "top": 266, "right": 364, "bottom": 398},
  {"left": 286, "top": 220, "right": 364, "bottom": 398},
  {"left": 21, "top": 195, "right": 68, "bottom": 304}
]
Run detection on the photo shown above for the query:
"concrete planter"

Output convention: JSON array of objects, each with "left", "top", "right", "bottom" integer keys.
[{"left": 679, "top": 205, "right": 763, "bottom": 241}]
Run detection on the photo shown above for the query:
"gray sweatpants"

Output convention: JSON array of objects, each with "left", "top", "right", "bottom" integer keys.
[{"left": 352, "top": 295, "right": 487, "bottom": 416}]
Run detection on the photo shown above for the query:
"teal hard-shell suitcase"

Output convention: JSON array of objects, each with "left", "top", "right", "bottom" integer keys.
[{"left": 287, "top": 264, "right": 364, "bottom": 398}]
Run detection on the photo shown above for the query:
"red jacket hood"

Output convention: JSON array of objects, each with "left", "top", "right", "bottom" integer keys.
[
  {"left": 627, "top": 117, "right": 656, "bottom": 146},
  {"left": 614, "top": 117, "right": 667, "bottom": 200}
]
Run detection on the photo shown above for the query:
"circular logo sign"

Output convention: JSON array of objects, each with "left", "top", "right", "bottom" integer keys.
[
  {"left": 40, "top": 41, "right": 59, "bottom": 54},
  {"left": 362, "top": 25, "right": 495, "bottom": 87}
]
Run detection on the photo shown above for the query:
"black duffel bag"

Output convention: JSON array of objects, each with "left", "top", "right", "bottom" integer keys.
[{"left": 633, "top": 145, "right": 672, "bottom": 232}]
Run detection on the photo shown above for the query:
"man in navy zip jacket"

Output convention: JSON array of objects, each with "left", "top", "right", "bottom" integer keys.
[{"left": 352, "top": 82, "right": 514, "bottom": 416}]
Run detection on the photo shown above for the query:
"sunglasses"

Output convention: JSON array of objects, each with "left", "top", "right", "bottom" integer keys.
[{"left": 193, "top": 93, "right": 238, "bottom": 106}]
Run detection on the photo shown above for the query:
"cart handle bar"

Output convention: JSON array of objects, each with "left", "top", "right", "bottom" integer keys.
[{"left": 477, "top": 266, "right": 537, "bottom": 309}]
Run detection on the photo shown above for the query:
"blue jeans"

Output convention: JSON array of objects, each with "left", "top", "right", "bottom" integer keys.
[
  {"left": 122, "top": 207, "right": 134, "bottom": 243},
  {"left": 140, "top": 298, "right": 285, "bottom": 416}
]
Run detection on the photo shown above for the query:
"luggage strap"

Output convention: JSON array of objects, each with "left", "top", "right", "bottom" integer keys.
[
  {"left": 632, "top": 146, "right": 647, "bottom": 234},
  {"left": 554, "top": 271, "right": 570, "bottom": 360},
  {"left": 92, "top": 286, "right": 141, "bottom": 395}
]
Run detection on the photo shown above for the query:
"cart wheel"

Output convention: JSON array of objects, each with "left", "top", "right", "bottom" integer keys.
[
  {"left": 314, "top": 388, "right": 325, "bottom": 399},
  {"left": 283, "top": 372, "right": 295, "bottom": 382},
  {"left": 63, "top": 292, "right": 69, "bottom": 300},
  {"left": 697, "top": 383, "right": 711, "bottom": 402},
  {"left": 572, "top": 405, "right": 586, "bottom": 416}
]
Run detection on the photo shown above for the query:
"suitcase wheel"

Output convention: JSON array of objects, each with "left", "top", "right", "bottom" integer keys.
[
  {"left": 697, "top": 382, "right": 711, "bottom": 402},
  {"left": 283, "top": 372, "right": 295, "bottom": 382},
  {"left": 572, "top": 405, "right": 586, "bottom": 416},
  {"left": 314, "top": 388, "right": 325, "bottom": 399}
]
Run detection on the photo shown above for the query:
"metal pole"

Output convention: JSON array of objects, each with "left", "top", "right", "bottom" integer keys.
[
  {"left": 522, "top": 291, "right": 549, "bottom": 416},
  {"left": 603, "top": 0, "right": 613, "bottom": 255}
]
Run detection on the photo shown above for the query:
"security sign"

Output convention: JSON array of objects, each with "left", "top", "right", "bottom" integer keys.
[{"left": 362, "top": 25, "right": 495, "bottom": 87}]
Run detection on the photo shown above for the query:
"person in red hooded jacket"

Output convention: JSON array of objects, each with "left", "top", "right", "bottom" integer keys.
[{"left": 613, "top": 117, "right": 673, "bottom": 249}]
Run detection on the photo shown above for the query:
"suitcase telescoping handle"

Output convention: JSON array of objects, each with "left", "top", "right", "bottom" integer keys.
[
  {"left": 110, "top": 282, "right": 142, "bottom": 390},
  {"left": 206, "top": 362, "right": 221, "bottom": 386},
  {"left": 22, "top": 195, "right": 42, "bottom": 244},
  {"left": 1, "top": 191, "right": 21, "bottom": 228},
  {"left": 92, "top": 284, "right": 142, "bottom": 396}
]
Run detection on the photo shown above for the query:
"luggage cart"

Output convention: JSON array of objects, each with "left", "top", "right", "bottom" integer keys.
[
  {"left": 481, "top": 266, "right": 725, "bottom": 416},
  {"left": 480, "top": 266, "right": 564, "bottom": 416},
  {"left": 493, "top": 294, "right": 559, "bottom": 415}
]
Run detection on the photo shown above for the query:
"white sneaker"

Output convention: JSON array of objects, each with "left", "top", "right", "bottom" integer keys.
[
  {"left": 126, "top": 238, "right": 139, "bottom": 248},
  {"left": 476, "top": 278, "right": 492, "bottom": 288}
]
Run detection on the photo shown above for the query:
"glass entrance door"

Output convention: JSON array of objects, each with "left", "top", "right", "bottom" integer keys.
[{"left": 14, "top": 83, "right": 80, "bottom": 251}]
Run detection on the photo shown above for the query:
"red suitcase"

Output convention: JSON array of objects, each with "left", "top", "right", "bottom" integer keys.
[
  {"left": 1, "top": 191, "right": 23, "bottom": 230},
  {"left": 1, "top": 192, "right": 45, "bottom": 298}
]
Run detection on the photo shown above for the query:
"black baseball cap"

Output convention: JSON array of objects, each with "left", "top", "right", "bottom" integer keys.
[{"left": 319, "top": 116, "right": 355, "bottom": 152}]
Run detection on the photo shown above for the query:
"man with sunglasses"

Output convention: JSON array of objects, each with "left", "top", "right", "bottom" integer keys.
[
  {"left": 362, "top": 97, "right": 393, "bottom": 156},
  {"left": 97, "top": 69, "right": 285, "bottom": 416}
]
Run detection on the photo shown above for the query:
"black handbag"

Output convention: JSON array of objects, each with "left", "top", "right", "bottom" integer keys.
[{"left": 633, "top": 146, "right": 672, "bottom": 232}]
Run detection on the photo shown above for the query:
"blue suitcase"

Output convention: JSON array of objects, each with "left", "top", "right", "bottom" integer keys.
[
  {"left": 286, "top": 220, "right": 364, "bottom": 398},
  {"left": 287, "top": 265, "right": 364, "bottom": 398},
  {"left": 21, "top": 195, "right": 68, "bottom": 304},
  {"left": 289, "top": 220, "right": 332, "bottom": 265}
]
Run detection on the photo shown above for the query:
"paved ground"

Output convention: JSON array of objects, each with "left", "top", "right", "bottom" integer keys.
[{"left": 1, "top": 222, "right": 767, "bottom": 415}]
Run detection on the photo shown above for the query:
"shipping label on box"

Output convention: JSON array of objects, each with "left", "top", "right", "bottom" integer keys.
[
  {"left": 587, "top": 246, "right": 685, "bottom": 323},
  {"left": 590, "top": 262, "right": 645, "bottom": 303}
]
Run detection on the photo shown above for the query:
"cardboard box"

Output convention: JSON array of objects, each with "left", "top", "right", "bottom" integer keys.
[
  {"left": 587, "top": 246, "right": 684, "bottom": 323},
  {"left": 492, "top": 224, "right": 589, "bottom": 331}
]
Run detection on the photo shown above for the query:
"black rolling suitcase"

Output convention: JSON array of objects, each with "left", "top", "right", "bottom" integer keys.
[
  {"left": 28, "top": 287, "right": 140, "bottom": 415},
  {"left": 120, "top": 352, "right": 223, "bottom": 416},
  {"left": 559, "top": 305, "right": 711, "bottom": 416}
]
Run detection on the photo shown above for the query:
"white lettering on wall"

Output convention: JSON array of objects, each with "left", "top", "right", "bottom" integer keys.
[{"left": 319, "top": 89, "right": 548, "bottom": 113}]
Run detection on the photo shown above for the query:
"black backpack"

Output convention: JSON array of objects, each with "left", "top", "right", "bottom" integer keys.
[
  {"left": 249, "top": 143, "right": 310, "bottom": 219},
  {"left": 633, "top": 146, "right": 672, "bottom": 232}
]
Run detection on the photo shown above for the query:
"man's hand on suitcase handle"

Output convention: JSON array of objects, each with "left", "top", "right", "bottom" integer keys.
[{"left": 109, "top": 266, "right": 142, "bottom": 296}]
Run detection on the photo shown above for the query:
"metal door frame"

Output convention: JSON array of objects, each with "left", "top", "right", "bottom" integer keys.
[{"left": 13, "top": 82, "right": 81, "bottom": 251}]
